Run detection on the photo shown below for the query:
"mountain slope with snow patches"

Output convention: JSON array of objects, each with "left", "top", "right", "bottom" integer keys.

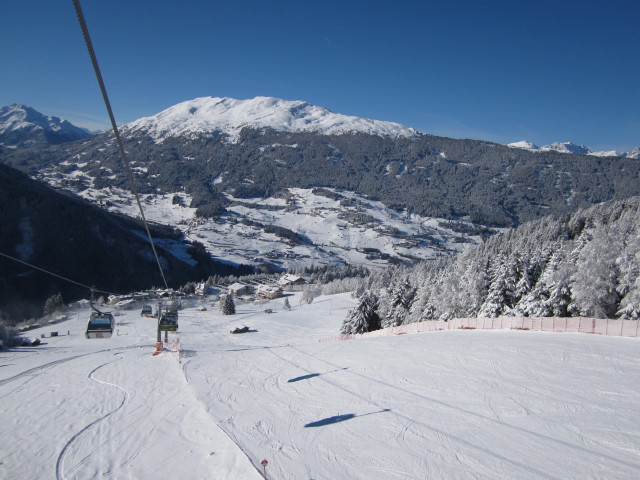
[
  {"left": 121, "top": 96, "right": 419, "bottom": 142},
  {"left": 68, "top": 185, "right": 490, "bottom": 272}
]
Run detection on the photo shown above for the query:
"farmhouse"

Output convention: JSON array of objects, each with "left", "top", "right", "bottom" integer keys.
[
  {"left": 278, "top": 274, "right": 305, "bottom": 288},
  {"left": 228, "top": 282, "right": 251, "bottom": 296},
  {"left": 256, "top": 285, "right": 284, "bottom": 299}
]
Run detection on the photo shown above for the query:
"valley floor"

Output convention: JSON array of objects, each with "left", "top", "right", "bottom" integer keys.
[{"left": 1, "top": 292, "right": 640, "bottom": 479}]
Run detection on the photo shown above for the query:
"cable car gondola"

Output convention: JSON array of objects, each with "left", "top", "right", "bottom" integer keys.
[
  {"left": 141, "top": 305, "right": 153, "bottom": 317},
  {"left": 86, "top": 311, "right": 115, "bottom": 338},
  {"left": 158, "top": 313, "right": 178, "bottom": 332}
]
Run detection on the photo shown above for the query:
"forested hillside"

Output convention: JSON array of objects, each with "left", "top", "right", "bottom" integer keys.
[
  {"left": 342, "top": 197, "right": 640, "bottom": 333},
  {"left": 0, "top": 163, "right": 252, "bottom": 321},
  {"left": 3, "top": 128, "right": 640, "bottom": 227}
]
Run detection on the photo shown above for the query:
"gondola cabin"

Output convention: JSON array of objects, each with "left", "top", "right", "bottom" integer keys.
[
  {"left": 85, "top": 312, "right": 115, "bottom": 339},
  {"left": 158, "top": 314, "right": 178, "bottom": 332},
  {"left": 141, "top": 305, "right": 153, "bottom": 317}
]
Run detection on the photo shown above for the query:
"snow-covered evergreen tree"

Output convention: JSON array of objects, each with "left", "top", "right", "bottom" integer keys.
[
  {"left": 219, "top": 294, "right": 236, "bottom": 315},
  {"left": 570, "top": 229, "right": 620, "bottom": 318},
  {"left": 301, "top": 284, "right": 321, "bottom": 304},
  {"left": 478, "top": 255, "right": 518, "bottom": 317},
  {"left": 43, "top": 293, "right": 64, "bottom": 316},
  {"left": 379, "top": 277, "right": 415, "bottom": 328},
  {"left": 340, "top": 292, "right": 380, "bottom": 334},
  {"left": 407, "top": 260, "right": 445, "bottom": 322},
  {"left": 513, "top": 246, "right": 568, "bottom": 317},
  {"left": 615, "top": 233, "right": 640, "bottom": 319},
  {"left": 342, "top": 196, "right": 640, "bottom": 326}
]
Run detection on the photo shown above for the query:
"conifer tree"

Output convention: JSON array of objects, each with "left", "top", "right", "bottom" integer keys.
[
  {"left": 43, "top": 293, "right": 64, "bottom": 316},
  {"left": 220, "top": 294, "right": 236, "bottom": 315},
  {"left": 340, "top": 292, "right": 380, "bottom": 334},
  {"left": 570, "top": 229, "right": 620, "bottom": 318}
]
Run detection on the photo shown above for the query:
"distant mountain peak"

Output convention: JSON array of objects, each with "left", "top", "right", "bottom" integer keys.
[
  {"left": 507, "top": 139, "right": 639, "bottom": 159},
  {"left": 541, "top": 141, "right": 591, "bottom": 155},
  {"left": 121, "top": 96, "right": 420, "bottom": 142},
  {"left": 626, "top": 147, "right": 640, "bottom": 159},
  {"left": 0, "top": 104, "right": 92, "bottom": 147},
  {"left": 507, "top": 140, "right": 539, "bottom": 151}
]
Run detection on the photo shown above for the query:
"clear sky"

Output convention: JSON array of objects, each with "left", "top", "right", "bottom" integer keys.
[{"left": 2, "top": 0, "right": 638, "bottom": 152}]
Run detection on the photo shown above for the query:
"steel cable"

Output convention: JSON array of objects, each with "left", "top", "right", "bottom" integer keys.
[{"left": 71, "top": 0, "right": 169, "bottom": 290}]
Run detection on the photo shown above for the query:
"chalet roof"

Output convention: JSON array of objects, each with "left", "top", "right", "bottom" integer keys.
[
  {"left": 279, "top": 274, "right": 305, "bottom": 284},
  {"left": 257, "top": 285, "right": 282, "bottom": 293}
]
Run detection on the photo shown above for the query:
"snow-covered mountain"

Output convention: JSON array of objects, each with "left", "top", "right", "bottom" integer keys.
[
  {"left": 121, "top": 96, "right": 419, "bottom": 143},
  {"left": 506, "top": 140, "right": 539, "bottom": 151},
  {"left": 627, "top": 146, "right": 640, "bottom": 159},
  {"left": 0, "top": 104, "right": 93, "bottom": 148},
  {"left": 541, "top": 141, "right": 592, "bottom": 155},
  {"left": 508, "top": 139, "right": 639, "bottom": 158}
]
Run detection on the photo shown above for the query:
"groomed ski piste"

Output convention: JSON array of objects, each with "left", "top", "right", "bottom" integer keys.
[{"left": 2, "top": 291, "right": 640, "bottom": 479}]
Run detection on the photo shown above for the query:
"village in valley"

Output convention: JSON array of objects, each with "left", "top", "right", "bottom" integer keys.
[{"left": 104, "top": 273, "right": 308, "bottom": 311}]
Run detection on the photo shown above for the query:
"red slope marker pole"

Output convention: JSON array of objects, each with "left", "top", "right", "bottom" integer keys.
[{"left": 261, "top": 459, "right": 268, "bottom": 479}]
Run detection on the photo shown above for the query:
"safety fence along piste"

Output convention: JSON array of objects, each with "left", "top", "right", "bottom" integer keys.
[{"left": 320, "top": 316, "right": 640, "bottom": 343}]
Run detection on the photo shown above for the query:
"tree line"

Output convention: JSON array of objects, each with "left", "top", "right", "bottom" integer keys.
[{"left": 341, "top": 196, "right": 640, "bottom": 334}]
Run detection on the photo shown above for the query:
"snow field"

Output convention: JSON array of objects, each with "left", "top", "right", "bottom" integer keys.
[{"left": 1, "top": 292, "right": 640, "bottom": 479}]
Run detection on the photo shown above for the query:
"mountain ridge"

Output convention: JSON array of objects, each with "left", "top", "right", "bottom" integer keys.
[
  {"left": 0, "top": 104, "right": 93, "bottom": 148},
  {"left": 508, "top": 139, "right": 640, "bottom": 159},
  {"left": 120, "top": 96, "right": 419, "bottom": 143},
  {"left": 3, "top": 116, "right": 640, "bottom": 229}
]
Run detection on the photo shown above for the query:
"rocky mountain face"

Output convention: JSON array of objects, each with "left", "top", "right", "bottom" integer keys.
[{"left": 0, "top": 104, "right": 94, "bottom": 148}]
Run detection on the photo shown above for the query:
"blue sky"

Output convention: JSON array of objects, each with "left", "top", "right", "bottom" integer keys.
[{"left": 2, "top": 0, "right": 638, "bottom": 151}]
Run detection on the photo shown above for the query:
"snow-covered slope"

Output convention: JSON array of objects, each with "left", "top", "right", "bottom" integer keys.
[
  {"left": 121, "top": 96, "right": 419, "bottom": 143},
  {"left": 65, "top": 185, "right": 489, "bottom": 271},
  {"left": 0, "top": 104, "right": 92, "bottom": 147},
  {"left": 2, "top": 293, "right": 640, "bottom": 479},
  {"left": 508, "top": 139, "right": 639, "bottom": 158}
]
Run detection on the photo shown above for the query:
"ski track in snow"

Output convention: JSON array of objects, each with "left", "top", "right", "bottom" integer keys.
[
  {"left": 255, "top": 345, "right": 554, "bottom": 479},
  {"left": 285, "top": 347, "right": 621, "bottom": 478},
  {"left": 3, "top": 294, "right": 640, "bottom": 479},
  {"left": 0, "top": 345, "right": 145, "bottom": 393},
  {"left": 56, "top": 354, "right": 129, "bottom": 480}
]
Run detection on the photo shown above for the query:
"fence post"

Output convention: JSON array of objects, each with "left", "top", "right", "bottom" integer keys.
[{"left": 620, "top": 319, "right": 624, "bottom": 337}]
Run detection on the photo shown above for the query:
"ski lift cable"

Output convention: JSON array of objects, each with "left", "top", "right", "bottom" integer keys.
[
  {"left": 0, "top": 251, "right": 118, "bottom": 296},
  {"left": 71, "top": 0, "right": 169, "bottom": 290}
]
